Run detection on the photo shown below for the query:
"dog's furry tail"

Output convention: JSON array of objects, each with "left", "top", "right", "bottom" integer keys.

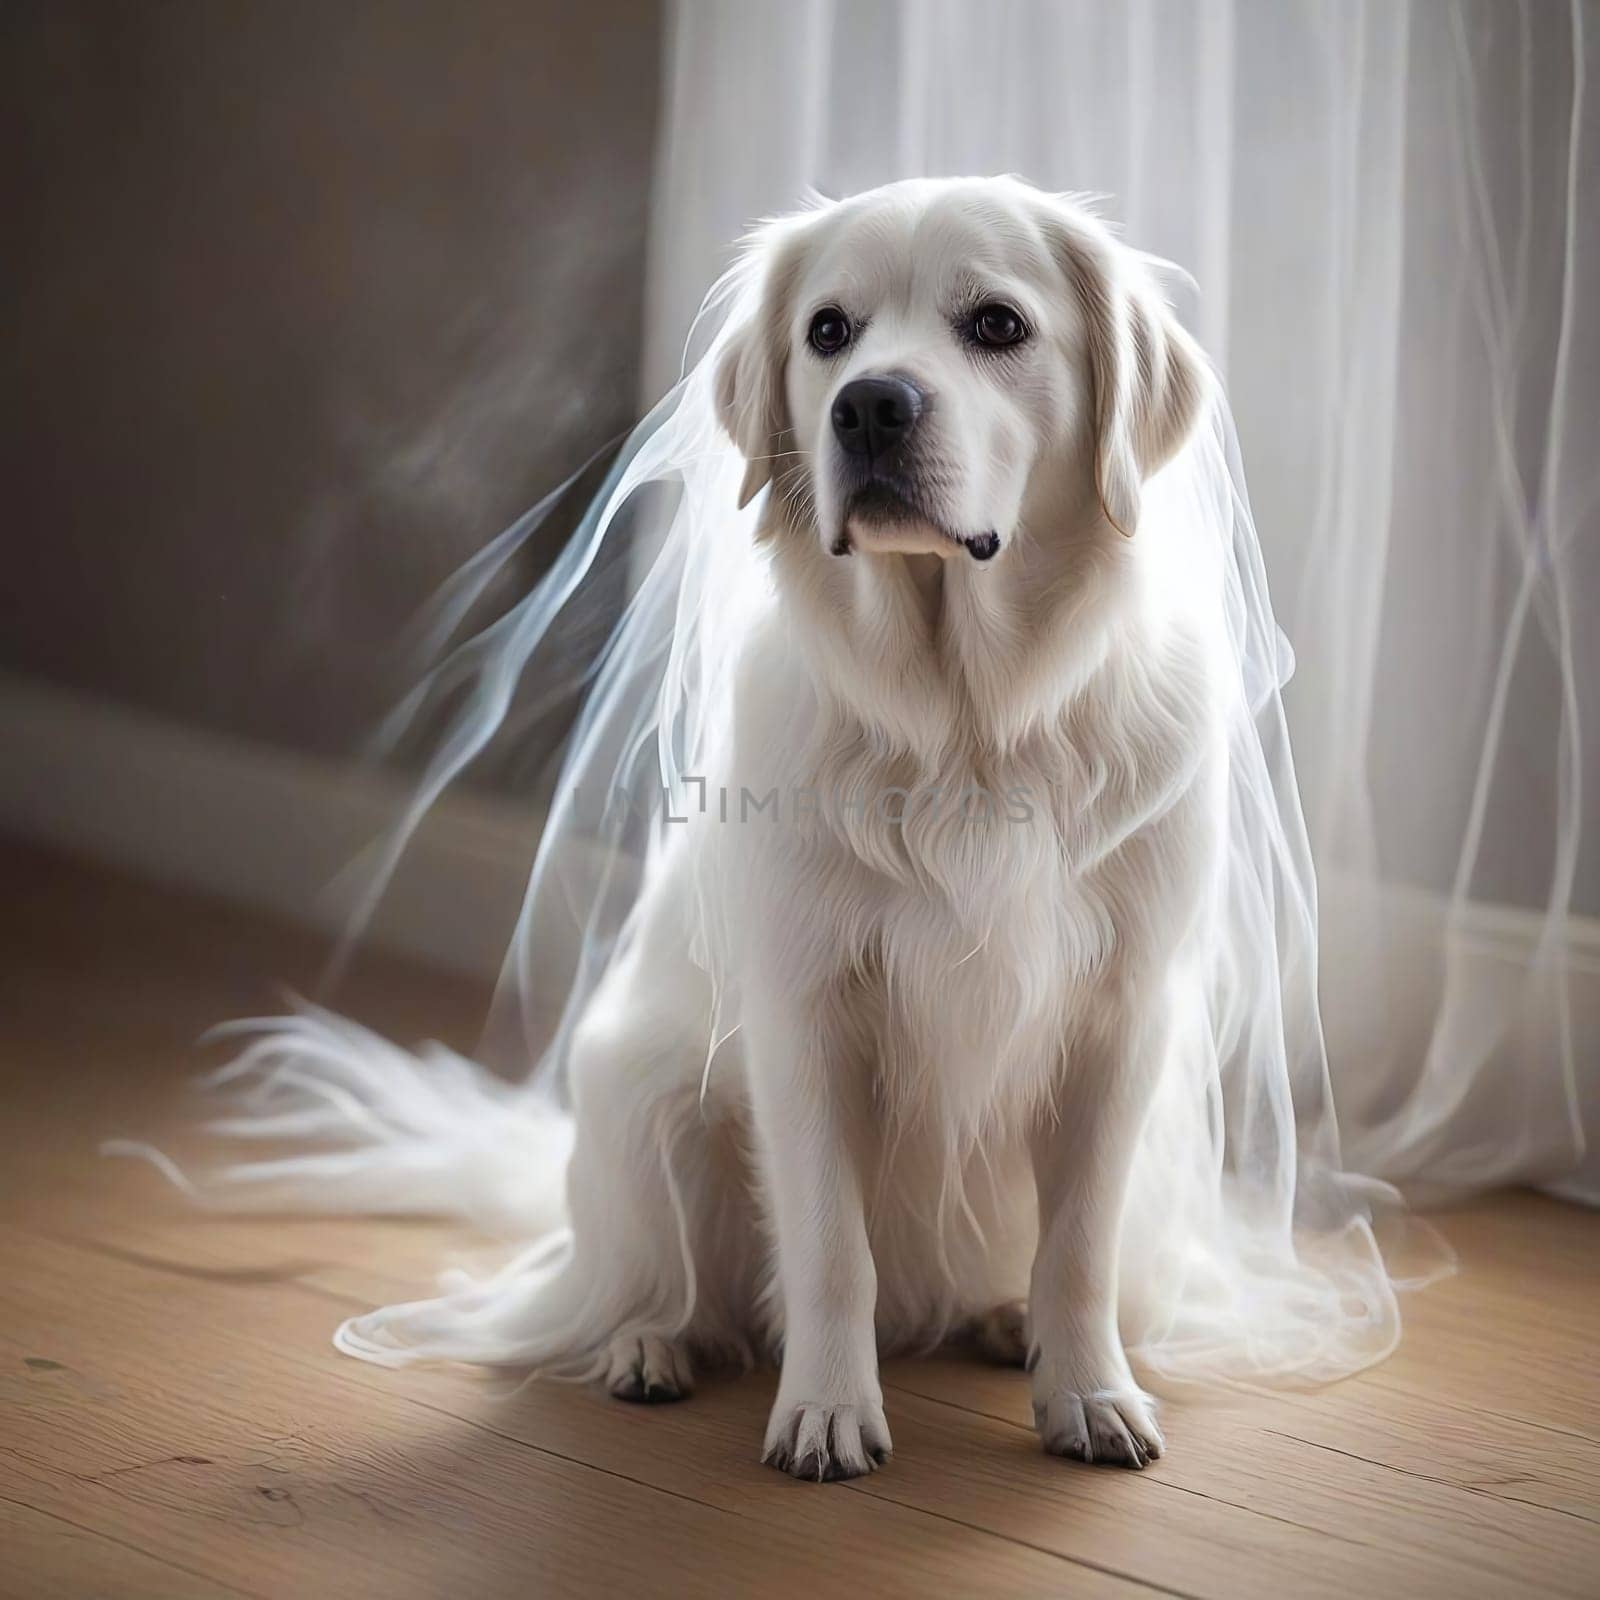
[{"left": 105, "top": 1003, "right": 574, "bottom": 1242}]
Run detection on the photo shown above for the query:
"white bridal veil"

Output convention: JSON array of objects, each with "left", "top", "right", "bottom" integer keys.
[{"left": 123, "top": 187, "right": 1430, "bottom": 1389}]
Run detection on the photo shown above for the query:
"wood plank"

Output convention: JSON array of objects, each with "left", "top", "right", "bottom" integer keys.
[{"left": 0, "top": 1498, "right": 255, "bottom": 1600}]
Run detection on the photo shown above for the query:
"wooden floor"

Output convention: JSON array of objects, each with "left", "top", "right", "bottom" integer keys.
[{"left": 1, "top": 845, "right": 1596, "bottom": 1600}]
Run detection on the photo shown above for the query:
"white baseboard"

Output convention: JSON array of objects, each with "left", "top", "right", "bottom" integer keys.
[{"left": 0, "top": 672, "right": 536, "bottom": 979}]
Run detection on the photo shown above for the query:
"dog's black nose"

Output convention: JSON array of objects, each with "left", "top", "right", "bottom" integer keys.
[{"left": 831, "top": 375, "right": 924, "bottom": 460}]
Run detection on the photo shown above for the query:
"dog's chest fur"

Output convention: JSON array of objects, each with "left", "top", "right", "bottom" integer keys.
[{"left": 734, "top": 595, "right": 1212, "bottom": 1132}]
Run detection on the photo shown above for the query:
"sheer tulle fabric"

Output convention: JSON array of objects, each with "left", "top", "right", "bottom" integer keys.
[{"left": 129, "top": 231, "right": 1415, "bottom": 1387}]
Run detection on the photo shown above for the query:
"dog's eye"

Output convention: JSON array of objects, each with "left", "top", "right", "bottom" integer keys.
[
  {"left": 807, "top": 307, "right": 852, "bottom": 356},
  {"left": 970, "top": 303, "right": 1027, "bottom": 348}
]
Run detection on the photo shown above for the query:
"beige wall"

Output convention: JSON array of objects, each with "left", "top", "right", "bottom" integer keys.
[{"left": 1, "top": 0, "right": 660, "bottom": 764}]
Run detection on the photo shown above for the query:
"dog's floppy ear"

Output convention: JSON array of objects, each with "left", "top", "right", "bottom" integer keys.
[
  {"left": 715, "top": 317, "right": 785, "bottom": 512},
  {"left": 1047, "top": 210, "right": 1207, "bottom": 536},
  {"left": 715, "top": 218, "right": 811, "bottom": 512}
]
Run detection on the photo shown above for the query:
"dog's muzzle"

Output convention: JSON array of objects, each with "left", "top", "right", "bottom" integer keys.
[{"left": 827, "top": 373, "right": 999, "bottom": 563}]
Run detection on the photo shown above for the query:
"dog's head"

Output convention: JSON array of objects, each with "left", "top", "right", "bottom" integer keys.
[{"left": 716, "top": 177, "right": 1206, "bottom": 563}]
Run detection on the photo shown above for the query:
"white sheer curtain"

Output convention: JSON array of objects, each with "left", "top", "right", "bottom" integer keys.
[{"left": 644, "top": 0, "right": 1597, "bottom": 1201}]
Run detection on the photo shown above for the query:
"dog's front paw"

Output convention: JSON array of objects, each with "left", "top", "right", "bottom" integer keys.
[
  {"left": 1033, "top": 1387, "right": 1164, "bottom": 1469},
  {"left": 762, "top": 1401, "right": 892, "bottom": 1482}
]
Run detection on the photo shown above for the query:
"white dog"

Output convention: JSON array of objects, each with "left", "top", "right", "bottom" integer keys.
[
  {"left": 533, "top": 176, "right": 1213, "bottom": 1479},
  {"left": 156, "top": 176, "right": 1305, "bottom": 1483}
]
